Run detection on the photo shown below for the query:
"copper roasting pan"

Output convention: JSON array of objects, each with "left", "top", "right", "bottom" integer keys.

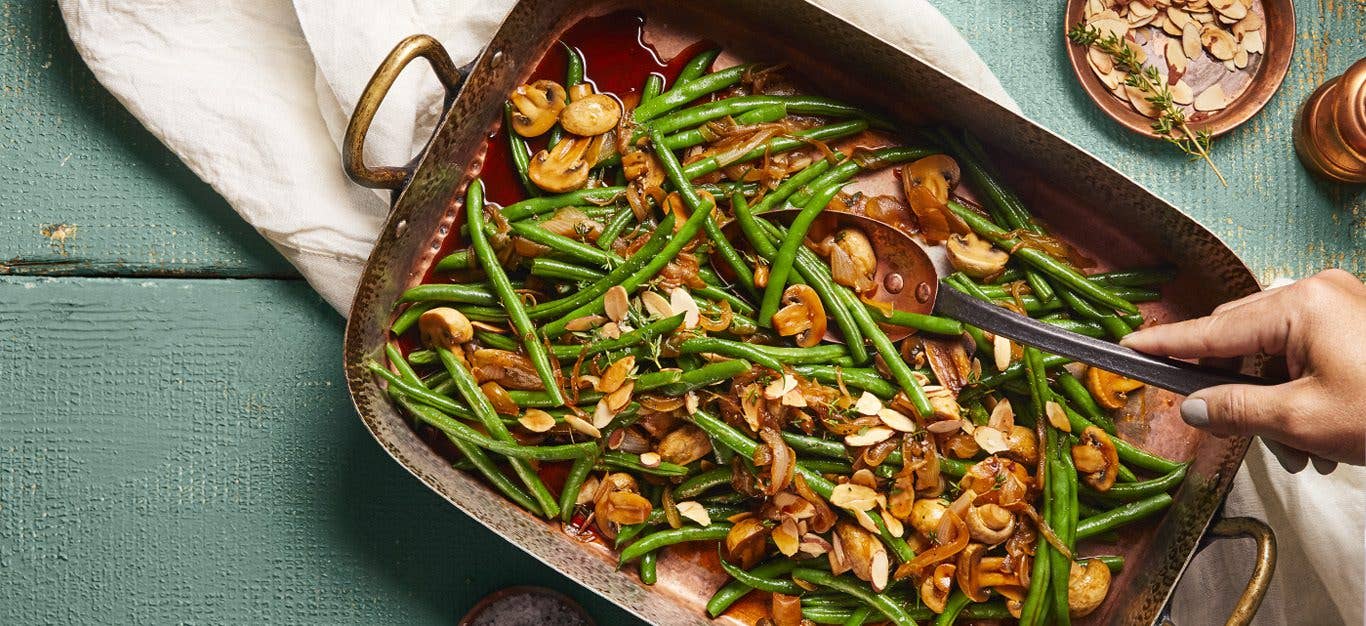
[{"left": 340, "top": 1, "right": 1275, "bottom": 623}]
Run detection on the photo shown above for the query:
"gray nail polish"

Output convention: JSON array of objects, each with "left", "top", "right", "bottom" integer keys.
[{"left": 1180, "top": 398, "right": 1209, "bottom": 427}]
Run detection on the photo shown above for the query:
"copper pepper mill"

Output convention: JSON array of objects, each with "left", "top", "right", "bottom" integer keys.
[{"left": 1294, "top": 58, "right": 1366, "bottom": 184}]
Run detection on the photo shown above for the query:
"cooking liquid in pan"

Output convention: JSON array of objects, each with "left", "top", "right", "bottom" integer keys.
[{"left": 394, "top": 9, "right": 1201, "bottom": 624}]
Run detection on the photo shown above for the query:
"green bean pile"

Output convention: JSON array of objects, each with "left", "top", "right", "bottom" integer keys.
[{"left": 371, "top": 45, "right": 1186, "bottom": 625}]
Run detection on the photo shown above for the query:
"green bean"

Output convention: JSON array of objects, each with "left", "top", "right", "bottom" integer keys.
[
  {"left": 508, "top": 369, "right": 683, "bottom": 407},
  {"left": 391, "top": 301, "right": 436, "bottom": 335},
  {"left": 602, "top": 451, "right": 690, "bottom": 477},
  {"left": 467, "top": 181, "right": 565, "bottom": 406},
  {"left": 1095, "top": 555, "right": 1125, "bottom": 572},
  {"left": 790, "top": 569, "right": 917, "bottom": 626},
  {"left": 392, "top": 395, "right": 542, "bottom": 514},
  {"left": 977, "top": 283, "right": 1160, "bottom": 303},
  {"left": 1043, "top": 317, "right": 1108, "bottom": 339},
  {"left": 703, "top": 217, "right": 759, "bottom": 301},
  {"left": 368, "top": 362, "right": 478, "bottom": 421},
  {"left": 753, "top": 158, "right": 835, "bottom": 214},
  {"left": 675, "top": 467, "right": 732, "bottom": 499},
  {"left": 682, "top": 120, "right": 870, "bottom": 181},
  {"left": 1083, "top": 464, "right": 1187, "bottom": 503},
  {"left": 503, "top": 186, "right": 626, "bottom": 222},
  {"left": 558, "top": 451, "right": 599, "bottom": 524},
  {"left": 652, "top": 94, "right": 879, "bottom": 135},
  {"left": 658, "top": 359, "right": 753, "bottom": 395},
  {"left": 435, "top": 249, "right": 478, "bottom": 273},
  {"left": 597, "top": 206, "right": 637, "bottom": 251},
  {"left": 974, "top": 353, "right": 1071, "bottom": 388},
  {"left": 935, "top": 591, "right": 972, "bottom": 626},
  {"left": 1088, "top": 268, "right": 1174, "bottom": 287},
  {"left": 529, "top": 257, "right": 603, "bottom": 283},
  {"left": 1048, "top": 432, "right": 1075, "bottom": 626},
  {"left": 640, "top": 73, "right": 664, "bottom": 105},
  {"left": 638, "top": 550, "right": 658, "bottom": 584},
  {"left": 863, "top": 304, "right": 964, "bottom": 336},
  {"left": 660, "top": 104, "right": 788, "bottom": 152},
  {"left": 405, "top": 398, "right": 596, "bottom": 460},
  {"left": 398, "top": 283, "right": 498, "bottom": 306},
  {"left": 1058, "top": 287, "right": 1133, "bottom": 340},
  {"left": 707, "top": 559, "right": 803, "bottom": 616},
  {"left": 529, "top": 214, "right": 675, "bottom": 323},
  {"left": 714, "top": 547, "right": 806, "bottom": 594},
  {"left": 436, "top": 347, "right": 560, "bottom": 517},
  {"left": 789, "top": 146, "right": 934, "bottom": 206},
  {"left": 1023, "top": 269, "right": 1058, "bottom": 304},
  {"left": 634, "top": 64, "right": 752, "bottom": 122},
  {"left": 695, "top": 284, "right": 757, "bottom": 316},
  {"left": 674, "top": 48, "right": 720, "bottom": 84},
  {"left": 789, "top": 365, "right": 898, "bottom": 398},
  {"left": 947, "top": 200, "right": 1139, "bottom": 315},
  {"left": 945, "top": 272, "right": 994, "bottom": 303},
  {"left": 1061, "top": 405, "right": 1182, "bottom": 474},
  {"left": 545, "top": 43, "right": 584, "bottom": 150},
  {"left": 1056, "top": 371, "right": 1116, "bottom": 434},
  {"left": 1075, "top": 493, "right": 1173, "bottom": 540},
  {"left": 505, "top": 102, "right": 541, "bottom": 196},
  {"left": 618, "top": 524, "right": 733, "bottom": 566},
  {"left": 508, "top": 219, "right": 618, "bottom": 267},
  {"left": 843, "top": 606, "right": 874, "bottom": 626},
  {"left": 807, "top": 602, "right": 1012, "bottom": 624},
  {"left": 678, "top": 337, "right": 784, "bottom": 371},
  {"left": 760, "top": 182, "right": 843, "bottom": 326}
]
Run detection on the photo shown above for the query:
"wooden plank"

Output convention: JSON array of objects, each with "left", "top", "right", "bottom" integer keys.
[
  {"left": 0, "top": 276, "right": 642, "bottom": 625},
  {"left": 936, "top": 0, "right": 1364, "bottom": 283},
  {"left": 0, "top": 3, "right": 296, "bottom": 278}
]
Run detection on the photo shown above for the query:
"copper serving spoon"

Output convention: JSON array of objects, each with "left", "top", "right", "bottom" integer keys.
[{"left": 733, "top": 209, "right": 1278, "bottom": 396}]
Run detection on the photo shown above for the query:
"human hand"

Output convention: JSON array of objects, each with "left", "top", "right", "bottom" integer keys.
[{"left": 1120, "top": 269, "right": 1366, "bottom": 469}]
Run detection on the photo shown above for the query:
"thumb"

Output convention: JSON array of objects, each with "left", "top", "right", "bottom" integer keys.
[{"left": 1180, "top": 381, "right": 1305, "bottom": 440}]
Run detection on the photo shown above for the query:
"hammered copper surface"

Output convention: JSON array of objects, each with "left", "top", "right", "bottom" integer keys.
[
  {"left": 1062, "top": 0, "right": 1296, "bottom": 138},
  {"left": 343, "top": 2, "right": 1264, "bottom": 624}
]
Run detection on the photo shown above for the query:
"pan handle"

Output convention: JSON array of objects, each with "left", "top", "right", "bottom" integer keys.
[
  {"left": 343, "top": 34, "right": 463, "bottom": 190},
  {"left": 1159, "top": 516, "right": 1276, "bottom": 626}
]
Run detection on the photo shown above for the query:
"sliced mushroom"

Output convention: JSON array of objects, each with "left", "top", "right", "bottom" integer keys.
[
  {"left": 529, "top": 135, "right": 597, "bottom": 193},
  {"left": 724, "top": 517, "right": 770, "bottom": 570},
  {"left": 509, "top": 80, "right": 567, "bottom": 137},
  {"left": 560, "top": 93, "right": 621, "bottom": 136},
  {"left": 656, "top": 424, "right": 713, "bottom": 466},
  {"left": 946, "top": 232, "right": 1009, "bottom": 279},
  {"left": 418, "top": 307, "right": 474, "bottom": 349},
  {"left": 1085, "top": 366, "right": 1145, "bottom": 409},
  {"left": 772, "top": 284, "right": 827, "bottom": 347},
  {"left": 593, "top": 472, "right": 645, "bottom": 540},
  {"left": 833, "top": 521, "right": 887, "bottom": 587},
  {"left": 1001, "top": 424, "right": 1039, "bottom": 466},
  {"left": 1068, "top": 559, "right": 1112, "bottom": 618},
  {"left": 904, "top": 155, "right": 962, "bottom": 205},
  {"left": 920, "top": 562, "right": 956, "bottom": 614},
  {"left": 1073, "top": 426, "right": 1120, "bottom": 492},
  {"left": 956, "top": 543, "right": 991, "bottom": 602},
  {"left": 965, "top": 503, "right": 1016, "bottom": 545}
]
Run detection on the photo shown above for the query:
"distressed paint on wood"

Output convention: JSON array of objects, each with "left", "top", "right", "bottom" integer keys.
[
  {"left": 0, "top": 2, "right": 295, "bottom": 278},
  {"left": 937, "top": 0, "right": 1364, "bottom": 283},
  {"left": 0, "top": 276, "right": 642, "bottom": 625}
]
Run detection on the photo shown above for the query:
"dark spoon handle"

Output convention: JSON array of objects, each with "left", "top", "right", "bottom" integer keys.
[{"left": 933, "top": 287, "right": 1280, "bottom": 396}]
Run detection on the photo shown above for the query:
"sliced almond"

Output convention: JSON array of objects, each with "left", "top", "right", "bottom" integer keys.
[
  {"left": 639, "top": 451, "right": 661, "bottom": 468},
  {"left": 1234, "top": 46, "right": 1249, "bottom": 69},
  {"left": 993, "top": 334, "right": 1013, "bottom": 372},
  {"left": 565, "top": 314, "right": 607, "bottom": 332},
  {"left": 926, "top": 419, "right": 964, "bottom": 434},
  {"left": 669, "top": 287, "right": 700, "bottom": 329},
  {"left": 1162, "top": 38, "right": 1187, "bottom": 75},
  {"left": 1210, "top": 0, "right": 1247, "bottom": 20},
  {"left": 829, "top": 483, "right": 881, "bottom": 512},
  {"left": 675, "top": 501, "right": 711, "bottom": 526},
  {"left": 518, "top": 408, "right": 556, "bottom": 433},
  {"left": 845, "top": 426, "right": 896, "bottom": 448},
  {"left": 1166, "top": 6, "right": 1191, "bottom": 29},
  {"left": 765, "top": 374, "right": 799, "bottom": 400},
  {"left": 973, "top": 426, "right": 1011, "bottom": 454},
  {"left": 1128, "top": 0, "right": 1158, "bottom": 20},
  {"left": 877, "top": 407, "right": 917, "bottom": 433},
  {"left": 1172, "top": 79, "right": 1195, "bottom": 105},
  {"left": 604, "top": 285, "right": 629, "bottom": 323},
  {"left": 592, "top": 399, "right": 615, "bottom": 429},
  {"left": 1046, "top": 401, "right": 1072, "bottom": 432},
  {"left": 599, "top": 322, "right": 621, "bottom": 340},
  {"left": 855, "top": 392, "right": 883, "bottom": 416},
  {"left": 574, "top": 475, "right": 600, "bottom": 506},
  {"left": 870, "top": 550, "right": 890, "bottom": 592},
  {"left": 639, "top": 290, "right": 673, "bottom": 319},
  {"left": 605, "top": 380, "right": 634, "bottom": 412},
  {"left": 1085, "top": 0, "right": 1106, "bottom": 18},
  {"left": 565, "top": 413, "right": 602, "bottom": 438},
  {"left": 1210, "top": 31, "right": 1237, "bottom": 61},
  {"left": 1232, "top": 12, "right": 1262, "bottom": 37},
  {"left": 1126, "top": 85, "right": 1162, "bottom": 118},
  {"left": 1241, "top": 29, "right": 1264, "bottom": 54},
  {"left": 1182, "top": 22, "right": 1202, "bottom": 59},
  {"left": 1194, "top": 83, "right": 1229, "bottom": 111},
  {"left": 988, "top": 398, "right": 1015, "bottom": 429},
  {"left": 1089, "top": 17, "right": 1130, "bottom": 40},
  {"left": 1088, "top": 46, "right": 1115, "bottom": 76}
]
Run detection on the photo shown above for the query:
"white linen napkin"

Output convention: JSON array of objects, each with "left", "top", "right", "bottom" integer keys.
[{"left": 56, "top": 2, "right": 1361, "bottom": 624}]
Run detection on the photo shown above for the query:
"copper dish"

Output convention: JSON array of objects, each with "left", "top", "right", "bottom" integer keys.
[
  {"left": 340, "top": 1, "right": 1274, "bottom": 623},
  {"left": 1063, "top": 0, "right": 1295, "bottom": 138}
]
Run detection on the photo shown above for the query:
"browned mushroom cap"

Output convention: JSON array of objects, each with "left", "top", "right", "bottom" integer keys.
[
  {"left": 833, "top": 521, "right": 889, "bottom": 590},
  {"left": 655, "top": 424, "right": 713, "bottom": 466},
  {"left": 561, "top": 93, "right": 621, "bottom": 136},
  {"left": 920, "top": 562, "right": 956, "bottom": 614},
  {"left": 909, "top": 497, "right": 949, "bottom": 538},
  {"left": 956, "top": 543, "right": 991, "bottom": 602},
  {"left": 772, "top": 284, "right": 827, "bottom": 347},
  {"left": 1001, "top": 424, "right": 1039, "bottom": 466},
  {"left": 418, "top": 307, "right": 474, "bottom": 349},
  {"left": 828, "top": 228, "right": 877, "bottom": 294},
  {"left": 1073, "top": 426, "right": 1119, "bottom": 491},
  {"left": 528, "top": 135, "right": 599, "bottom": 193},
  {"left": 509, "top": 80, "right": 567, "bottom": 137},
  {"left": 724, "top": 517, "right": 770, "bottom": 570},
  {"left": 1085, "top": 365, "right": 1145, "bottom": 410},
  {"left": 946, "top": 232, "right": 1008, "bottom": 279},
  {"left": 904, "top": 154, "right": 961, "bottom": 205},
  {"left": 965, "top": 503, "right": 1016, "bottom": 545},
  {"left": 1068, "top": 559, "right": 1112, "bottom": 618}
]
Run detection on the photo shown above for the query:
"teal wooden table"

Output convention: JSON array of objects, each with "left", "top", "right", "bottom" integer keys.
[{"left": 1, "top": 2, "right": 1359, "bottom": 623}]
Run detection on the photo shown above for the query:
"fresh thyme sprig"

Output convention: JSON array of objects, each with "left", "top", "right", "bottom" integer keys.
[{"left": 1069, "top": 22, "right": 1227, "bottom": 186}]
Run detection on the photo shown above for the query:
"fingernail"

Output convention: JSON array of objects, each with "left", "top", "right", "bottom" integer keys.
[{"left": 1180, "top": 398, "right": 1209, "bottom": 427}]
